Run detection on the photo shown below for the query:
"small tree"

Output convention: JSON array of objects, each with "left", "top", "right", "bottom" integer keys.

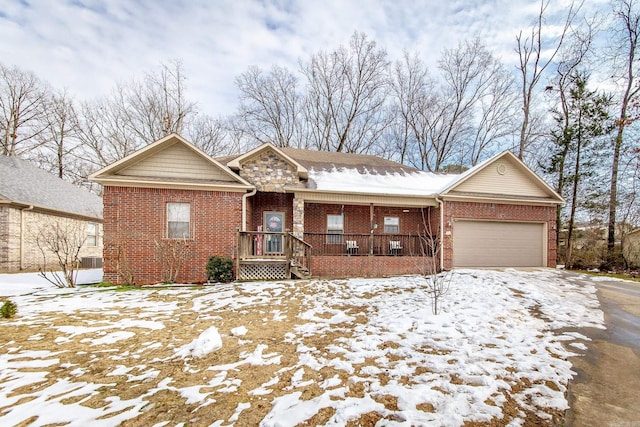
[
  {"left": 34, "top": 221, "right": 86, "bottom": 288},
  {"left": 413, "top": 209, "right": 452, "bottom": 315},
  {"left": 155, "top": 238, "right": 190, "bottom": 283},
  {"left": 1, "top": 300, "right": 17, "bottom": 318},
  {"left": 103, "top": 227, "right": 138, "bottom": 286}
]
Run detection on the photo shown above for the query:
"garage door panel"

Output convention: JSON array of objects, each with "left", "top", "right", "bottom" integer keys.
[{"left": 454, "top": 221, "right": 544, "bottom": 267}]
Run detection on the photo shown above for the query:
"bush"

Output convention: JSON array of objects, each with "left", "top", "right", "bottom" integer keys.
[
  {"left": 1, "top": 300, "right": 17, "bottom": 318},
  {"left": 206, "top": 256, "right": 234, "bottom": 283}
]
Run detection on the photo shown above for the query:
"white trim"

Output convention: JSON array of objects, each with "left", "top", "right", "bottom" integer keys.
[{"left": 92, "top": 177, "right": 252, "bottom": 192}]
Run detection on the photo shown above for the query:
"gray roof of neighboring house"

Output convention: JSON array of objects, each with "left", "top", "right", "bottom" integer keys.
[{"left": 0, "top": 155, "right": 102, "bottom": 220}]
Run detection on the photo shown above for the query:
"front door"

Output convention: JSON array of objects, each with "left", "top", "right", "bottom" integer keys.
[{"left": 264, "top": 211, "right": 285, "bottom": 254}]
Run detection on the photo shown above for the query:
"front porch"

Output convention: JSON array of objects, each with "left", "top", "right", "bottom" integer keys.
[
  {"left": 236, "top": 231, "right": 312, "bottom": 280},
  {"left": 237, "top": 231, "right": 438, "bottom": 280}
]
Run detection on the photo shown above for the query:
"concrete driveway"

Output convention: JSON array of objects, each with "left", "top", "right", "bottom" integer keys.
[{"left": 563, "top": 273, "right": 640, "bottom": 426}]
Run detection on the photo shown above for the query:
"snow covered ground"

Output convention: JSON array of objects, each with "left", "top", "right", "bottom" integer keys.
[{"left": 0, "top": 269, "right": 605, "bottom": 426}]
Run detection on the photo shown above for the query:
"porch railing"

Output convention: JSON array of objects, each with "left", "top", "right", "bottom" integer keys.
[
  {"left": 237, "top": 231, "right": 312, "bottom": 272},
  {"left": 303, "top": 233, "right": 437, "bottom": 257}
]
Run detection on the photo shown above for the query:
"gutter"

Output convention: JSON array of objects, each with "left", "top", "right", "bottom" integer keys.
[
  {"left": 241, "top": 188, "right": 257, "bottom": 231},
  {"left": 435, "top": 197, "right": 444, "bottom": 271},
  {"left": 20, "top": 205, "right": 34, "bottom": 270}
]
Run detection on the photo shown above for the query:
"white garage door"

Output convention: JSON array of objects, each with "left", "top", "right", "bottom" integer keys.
[{"left": 453, "top": 221, "right": 545, "bottom": 267}]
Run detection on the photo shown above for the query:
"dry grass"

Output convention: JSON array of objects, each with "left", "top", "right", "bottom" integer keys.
[{"left": 0, "top": 281, "right": 566, "bottom": 426}]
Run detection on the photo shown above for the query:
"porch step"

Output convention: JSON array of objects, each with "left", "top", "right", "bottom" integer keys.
[{"left": 290, "top": 262, "right": 311, "bottom": 279}]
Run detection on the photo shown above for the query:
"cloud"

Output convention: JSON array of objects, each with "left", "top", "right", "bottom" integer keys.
[{"left": 0, "top": 0, "right": 609, "bottom": 116}]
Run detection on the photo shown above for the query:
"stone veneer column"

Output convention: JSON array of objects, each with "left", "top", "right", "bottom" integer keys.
[{"left": 292, "top": 196, "right": 304, "bottom": 239}]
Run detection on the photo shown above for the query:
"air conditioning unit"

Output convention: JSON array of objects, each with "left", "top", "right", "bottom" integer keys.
[{"left": 80, "top": 257, "right": 103, "bottom": 268}]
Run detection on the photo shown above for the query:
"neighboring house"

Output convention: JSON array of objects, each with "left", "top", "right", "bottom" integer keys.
[
  {"left": 0, "top": 155, "right": 103, "bottom": 272},
  {"left": 90, "top": 134, "right": 563, "bottom": 284},
  {"left": 623, "top": 229, "right": 640, "bottom": 268}
]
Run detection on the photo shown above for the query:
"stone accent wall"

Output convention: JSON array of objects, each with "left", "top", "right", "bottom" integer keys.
[
  {"left": 292, "top": 197, "right": 305, "bottom": 239},
  {"left": 238, "top": 149, "right": 300, "bottom": 192},
  {"left": 441, "top": 201, "right": 557, "bottom": 269},
  {"left": 0, "top": 206, "right": 102, "bottom": 273},
  {"left": 103, "top": 186, "right": 243, "bottom": 284}
]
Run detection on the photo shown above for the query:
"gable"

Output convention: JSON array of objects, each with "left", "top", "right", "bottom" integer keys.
[
  {"left": 454, "top": 156, "right": 548, "bottom": 197},
  {"left": 119, "top": 142, "right": 234, "bottom": 182},
  {"left": 228, "top": 142, "right": 308, "bottom": 179},
  {"left": 442, "top": 151, "right": 563, "bottom": 203},
  {"left": 90, "top": 134, "right": 252, "bottom": 191}
]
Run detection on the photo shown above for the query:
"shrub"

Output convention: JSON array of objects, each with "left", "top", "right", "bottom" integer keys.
[
  {"left": 206, "top": 256, "right": 234, "bottom": 283},
  {"left": 1, "top": 300, "right": 17, "bottom": 318}
]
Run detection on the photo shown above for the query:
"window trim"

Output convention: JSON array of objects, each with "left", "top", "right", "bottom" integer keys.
[
  {"left": 327, "top": 214, "right": 344, "bottom": 244},
  {"left": 167, "top": 202, "right": 191, "bottom": 239},
  {"left": 383, "top": 216, "right": 400, "bottom": 234},
  {"left": 86, "top": 222, "right": 98, "bottom": 247}
]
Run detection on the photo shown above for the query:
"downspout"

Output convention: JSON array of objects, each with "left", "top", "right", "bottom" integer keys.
[
  {"left": 241, "top": 188, "right": 257, "bottom": 232},
  {"left": 20, "top": 205, "right": 34, "bottom": 270},
  {"left": 435, "top": 197, "right": 444, "bottom": 271}
]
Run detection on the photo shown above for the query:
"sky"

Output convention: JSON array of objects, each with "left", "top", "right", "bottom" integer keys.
[{"left": 0, "top": 0, "right": 606, "bottom": 117}]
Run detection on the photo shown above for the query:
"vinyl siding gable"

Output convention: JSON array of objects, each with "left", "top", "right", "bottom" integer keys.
[
  {"left": 120, "top": 142, "right": 234, "bottom": 182},
  {"left": 451, "top": 156, "right": 550, "bottom": 198}
]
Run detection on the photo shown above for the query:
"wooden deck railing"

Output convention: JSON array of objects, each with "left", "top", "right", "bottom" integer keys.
[
  {"left": 303, "top": 233, "right": 437, "bottom": 257},
  {"left": 237, "top": 231, "right": 312, "bottom": 274}
]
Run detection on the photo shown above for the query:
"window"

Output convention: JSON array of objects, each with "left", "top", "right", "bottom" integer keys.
[
  {"left": 384, "top": 216, "right": 399, "bottom": 234},
  {"left": 327, "top": 214, "right": 344, "bottom": 244},
  {"left": 86, "top": 222, "right": 98, "bottom": 246},
  {"left": 167, "top": 203, "right": 190, "bottom": 239}
]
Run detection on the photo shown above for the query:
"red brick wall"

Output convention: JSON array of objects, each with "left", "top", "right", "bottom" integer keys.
[
  {"left": 311, "top": 255, "right": 434, "bottom": 279},
  {"left": 103, "top": 186, "right": 243, "bottom": 284},
  {"left": 442, "top": 201, "right": 557, "bottom": 269}
]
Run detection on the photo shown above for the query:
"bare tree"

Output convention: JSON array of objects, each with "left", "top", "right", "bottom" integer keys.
[
  {"left": 413, "top": 209, "right": 452, "bottom": 315},
  {"left": 516, "top": 0, "right": 582, "bottom": 159},
  {"left": 32, "top": 90, "right": 82, "bottom": 181},
  {"left": 76, "top": 96, "right": 141, "bottom": 170},
  {"left": 546, "top": 18, "right": 597, "bottom": 247},
  {"left": 389, "top": 52, "right": 435, "bottom": 169},
  {"left": 392, "top": 39, "right": 513, "bottom": 171},
  {"left": 34, "top": 221, "right": 86, "bottom": 288},
  {"left": 0, "top": 63, "right": 49, "bottom": 156},
  {"left": 235, "top": 65, "right": 301, "bottom": 147},
  {"left": 186, "top": 114, "right": 232, "bottom": 156},
  {"left": 77, "top": 60, "right": 199, "bottom": 170},
  {"left": 606, "top": 0, "right": 640, "bottom": 260},
  {"left": 465, "top": 67, "right": 518, "bottom": 166},
  {"left": 300, "top": 32, "right": 391, "bottom": 154},
  {"left": 155, "top": 238, "right": 191, "bottom": 284},
  {"left": 128, "top": 59, "right": 196, "bottom": 140}
]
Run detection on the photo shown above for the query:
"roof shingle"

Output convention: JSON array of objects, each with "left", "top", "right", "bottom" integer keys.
[{"left": 0, "top": 155, "right": 102, "bottom": 219}]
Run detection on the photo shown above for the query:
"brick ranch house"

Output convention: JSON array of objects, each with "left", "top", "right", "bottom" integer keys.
[{"left": 90, "top": 134, "right": 563, "bottom": 284}]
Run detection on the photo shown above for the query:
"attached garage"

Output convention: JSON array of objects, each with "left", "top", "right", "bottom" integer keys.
[{"left": 453, "top": 220, "right": 546, "bottom": 267}]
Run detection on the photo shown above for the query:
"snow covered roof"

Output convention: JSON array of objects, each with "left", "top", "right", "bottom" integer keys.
[
  {"left": 278, "top": 147, "right": 459, "bottom": 196},
  {"left": 221, "top": 144, "right": 562, "bottom": 202},
  {"left": 307, "top": 167, "right": 460, "bottom": 196},
  {"left": 0, "top": 155, "right": 102, "bottom": 220}
]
